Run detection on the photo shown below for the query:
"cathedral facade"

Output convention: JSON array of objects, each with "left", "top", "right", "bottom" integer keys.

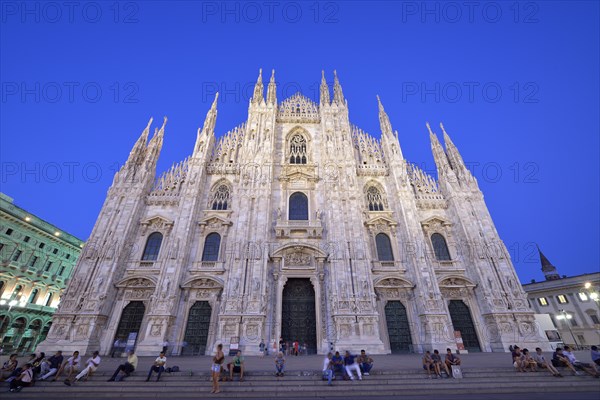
[{"left": 38, "top": 70, "right": 548, "bottom": 356}]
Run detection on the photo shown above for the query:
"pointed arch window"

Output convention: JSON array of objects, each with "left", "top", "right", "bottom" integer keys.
[
  {"left": 376, "top": 233, "right": 394, "bottom": 261},
  {"left": 211, "top": 184, "right": 230, "bottom": 210},
  {"left": 201, "top": 233, "right": 221, "bottom": 262},
  {"left": 289, "top": 134, "right": 307, "bottom": 164},
  {"left": 366, "top": 186, "right": 384, "bottom": 211},
  {"left": 431, "top": 233, "right": 451, "bottom": 261},
  {"left": 289, "top": 192, "right": 308, "bottom": 220},
  {"left": 142, "top": 232, "right": 163, "bottom": 261}
]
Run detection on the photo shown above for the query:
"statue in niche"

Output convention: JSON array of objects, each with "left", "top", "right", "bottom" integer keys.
[{"left": 161, "top": 277, "right": 171, "bottom": 298}]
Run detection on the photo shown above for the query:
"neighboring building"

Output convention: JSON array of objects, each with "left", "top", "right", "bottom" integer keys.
[
  {"left": 523, "top": 248, "right": 600, "bottom": 347},
  {"left": 0, "top": 193, "right": 83, "bottom": 354},
  {"left": 39, "top": 70, "right": 549, "bottom": 357}
]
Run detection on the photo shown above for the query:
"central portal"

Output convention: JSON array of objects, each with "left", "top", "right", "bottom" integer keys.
[{"left": 281, "top": 278, "right": 317, "bottom": 354}]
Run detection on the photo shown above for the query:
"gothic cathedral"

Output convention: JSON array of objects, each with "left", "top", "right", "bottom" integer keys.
[{"left": 38, "top": 70, "right": 547, "bottom": 356}]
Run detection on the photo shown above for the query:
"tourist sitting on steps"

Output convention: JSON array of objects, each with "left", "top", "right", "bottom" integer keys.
[
  {"left": 275, "top": 352, "right": 285, "bottom": 377},
  {"left": 357, "top": 350, "right": 373, "bottom": 376},
  {"left": 520, "top": 349, "right": 538, "bottom": 372},
  {"left": 65, "top": 351, "right": 101, "bottom": 386},
  {"left": 532, "top": 347, "right": 562, "bottom": 377},
  {"left": 445, "top": 348, "right": 461, "bottom": 377},
  {"left": 145, "top": 352, "right": 167, "bottom": 382},
  {"left": 591, "top": 346, "right": 600, "bottom": 369},
  {"left": 39, "top": 351, "right": 63, "bottom": 381},
  {"left": 8, "top": 363, "right": 33, "bottom": 393},
  {"left": 552, "top": 348, "right": 580, "bottom": 375},
  {"left": 432, "top": 350, "right": 450, "bottom": 378},
  {"left": 54, "top": 351, "right": 80, "bottom": 382},
  {"left": 422, "top": 351, "right": 435, "bottom": 379},
  {"left": 0, "top": 354, "right": 18, "bottom": 381},
  {"left": 322, "top": 352, "right": 334, "bottom": 386},
  {"left": 562, "top": 346, "right": 600, "bottom": 378},
  {"left": 344, "top": 351, "right": 362, "bottom": 381},
  {"left": 331, "top": 351, "right": 344, "bottom": 378},
  {"left": 107, "top": 350, "right": 138, "bottom": 382},
  {"left": 229, "top": 350, "right": 244, "bottom": 382}
]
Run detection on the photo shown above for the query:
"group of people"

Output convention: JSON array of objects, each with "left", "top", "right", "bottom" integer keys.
[
  {"left": 511, "top": 345, "right": 600, "bottom": 378},
  {"left": 275, "top": 338, "right": 308, "bottom": 357},
  {"left": 0, "top": 350, "right": 102, "bottom": 392},
  {"left": 422, "top": 348, "right": 461, "bottom": 379},
  {"left": 321, "top": 350, "right": 375, "bottom": 385}
]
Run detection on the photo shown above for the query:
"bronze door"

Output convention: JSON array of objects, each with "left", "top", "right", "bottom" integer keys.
[
  {"left": 281, "top": 278, "right": 317, "bottom": 354},
  {"left": 448, "top": 300, "right": 481, "bottom": 352},
  {"left": 385, "top": 300, "right": 412, "bottom": 353},
  {"left": 182, "top": 301, "right": 212, "bottom": 355},
  {"left": 114, "top": 301, "right": 145, "bottom": 348}
]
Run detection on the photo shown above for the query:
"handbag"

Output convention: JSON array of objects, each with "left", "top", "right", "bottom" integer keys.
[{"left": 451, "top": 365, "right": 463, "bottom": 379}]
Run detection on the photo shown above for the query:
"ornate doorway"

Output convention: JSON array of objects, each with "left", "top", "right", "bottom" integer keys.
[
  {"left": 384, "top": 301, "right": 412, "bottom": 353},
  {"left": 448, "top": 300, "right": 481, "bottom": 352},
  {"left": 281, "top": 278, "right": 317, "bottom": 354},
  {"left": 182, "top": 301, "right": 212, "bottom": 355},
  {"left": 114, "top": 301, "right": 145, "bottom": 349}
]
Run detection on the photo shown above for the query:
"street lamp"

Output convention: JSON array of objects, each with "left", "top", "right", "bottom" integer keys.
[
  {"left": 556, "top": 309, "right": 579, "bottom": 350},
  {"left": 584, "top": 282, "right": 599, "bottom": 305}
]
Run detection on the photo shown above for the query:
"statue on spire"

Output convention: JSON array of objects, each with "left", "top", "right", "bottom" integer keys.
[
  {"left": 267, "top": 69, "right": 277, "bottom": 105},
  {"left": 320, "top": 70, "right": 330, "bottom": 105},
  {"left": 252, "top": 68, "right": 264, "bottom": 104}
]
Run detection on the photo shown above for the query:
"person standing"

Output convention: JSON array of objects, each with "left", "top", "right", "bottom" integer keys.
[
  {"left": 146, "top": 352, "right": 167, "bottom": 382},
  {"left": 107, "top": 350, "right": 138, "bottom": 381},
  {"left": 259, "top": 340, "right": 266, "bottom": 358},
  {"left": 211, "top": 344, "right": 224, "bottom": 394}
]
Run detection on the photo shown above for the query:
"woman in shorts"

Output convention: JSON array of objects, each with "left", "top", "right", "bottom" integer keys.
[{"left": 211, "top": 344, "right": 224, "bottom": 394}]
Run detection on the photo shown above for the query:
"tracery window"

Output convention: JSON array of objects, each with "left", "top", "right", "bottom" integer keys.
[
  {"left": 289, "top": 134, "right": 307, "bottom": 164},
  {"left": 431, "top": 233, "right": 451, "bottom": 261},
  {"left": 142, "top": 232, "right": 163, "bottom": 261},
  {"left": 366, "top": 186, "right": 384, "bottom": 211},
  {"left": 211, "top": 184, "right": 230, "bottom": 210}
]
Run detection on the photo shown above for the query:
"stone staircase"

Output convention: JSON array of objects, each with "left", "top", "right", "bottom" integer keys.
[{"left": 5, "top": 368, "right": 600, "bottom": 399}]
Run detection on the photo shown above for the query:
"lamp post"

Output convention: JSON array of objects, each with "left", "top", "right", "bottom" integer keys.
[
  {"left": 557, "top": 309, "right": 579, "bottom": 350},
  {"left": 583, "top": 282, "right": 599, "bottom": 307}
]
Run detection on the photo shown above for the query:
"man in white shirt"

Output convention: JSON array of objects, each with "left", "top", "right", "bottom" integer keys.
[
  {"left": 562, "top": 346, "right": 599, "bottom": 377},
  {"left": 54, "top": 351, "right": 81, "bottom": 381},
  {"left": 146, "top": 352, "right": 167, "bottom": 382},
  {"left": 322, "top": 352, "right": 334, "bottom": 386},
  {"left": 65, "top": 351, "right": 101, "bottom": 385}
]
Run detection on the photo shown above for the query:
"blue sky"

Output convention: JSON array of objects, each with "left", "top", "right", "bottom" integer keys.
[{"left": 1, "top": 1, "right": 598, "bottom": 283}]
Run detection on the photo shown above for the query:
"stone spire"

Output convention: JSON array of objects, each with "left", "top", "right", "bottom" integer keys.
[
  {"left": 440, "top": 123, "right": 467, "bottom": 173},
  {"left": 320, "top": 70, "right": 330, "bottom": 106},
  {"left": 252, "top": 68, "right": 264, "bottom": 104},
  {"left": 377, "top": 95, "right": 393, "bottom": 138},
  {"left": 127, "top": 117, "right": 153, "bottom": 165},
  {"left": 194, "top": 92, "right": 218, "bottom": 157},
  {"left": 146, "top": 116, "right": 167, "bottom": 164},
  {"left": 266, "top": 69, "right": 277, "bottom": 105},
  {"left": 333, "top": 70, "right": 345, "bottom": 105},
  {"left": 428, "top": 122, "right": 450, "bottom": 170},
  {"left": 538, "top": 245, "right": 561, "bottom": 281}
]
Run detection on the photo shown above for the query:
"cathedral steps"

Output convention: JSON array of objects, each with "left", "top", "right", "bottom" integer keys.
[{"left": 6, "top": 368, "right": 600, "bottom": 399}]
